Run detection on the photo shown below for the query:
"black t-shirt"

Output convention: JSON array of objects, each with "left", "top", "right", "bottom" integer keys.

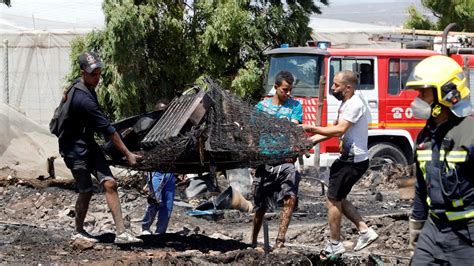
[{"left": 59, "top": 81, "right": 115, "bottom": 158}]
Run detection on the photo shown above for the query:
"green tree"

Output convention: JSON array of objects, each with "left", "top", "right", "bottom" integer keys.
[
  {"left": 68, "top": 0, "right": 328, "bottom": 119},
  {"left": 404, "top": 0, "right": 474, "bottom": 32},
  {"left": 403, "top": 5, "right": 433, "bottom": 30}
]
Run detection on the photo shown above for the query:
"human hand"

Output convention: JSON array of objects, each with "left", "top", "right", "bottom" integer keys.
[
  {"left": 126, "top": 152, "right": 142, "bottom": 166},
  {"left": 309, "top": 135, "right": 321, "bottom": 145},
  {"left": 301, "top": 124, "right": 315, "bottom": 133},
  {"left": 408, "top": 218, "right": 425, "bottom": 250}
]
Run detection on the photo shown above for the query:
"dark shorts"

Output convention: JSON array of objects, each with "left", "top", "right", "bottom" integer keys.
[
  {"left": 64, "top": 152, "right": 114, "bottom": 193},
  {"left": 327, "top": 159, "right": 369, "bottom": 201},
  {"left": 252, "top": 163, "right": 300, "bottom": 210}
]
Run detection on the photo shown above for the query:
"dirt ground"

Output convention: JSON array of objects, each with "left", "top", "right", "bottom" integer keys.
[{"left": 0, "top": 163, "right": 415, "bottom": 265}]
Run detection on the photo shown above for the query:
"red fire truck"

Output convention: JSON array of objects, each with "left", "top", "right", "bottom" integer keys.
[{"left": 263, "top": 46, "right": 474, "bottom": 168}]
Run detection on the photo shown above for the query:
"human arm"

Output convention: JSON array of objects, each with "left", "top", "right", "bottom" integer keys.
[
  {"left": 411, "top": 159, "right": 428, "bottom": 220},
  {"left": 79, "top": 91, "right": 141, "bottom": 165},
  {"left": 308, "top": 134, "right": 332, "bottom": 145},
  {"left": 109, "top": 131, "right": 141, "bottom": 166},
  {"left": 303, "top": 97, "right": 367, "bottom": 137},
  {"left": 290, "top": 100, "right": 303, "bottom": 125},
  {"left": 302, "top": 119, "right": 352, "bottom": 138},
  {"left": 409, "top": 156, "right": 428, "bottom": 249}
]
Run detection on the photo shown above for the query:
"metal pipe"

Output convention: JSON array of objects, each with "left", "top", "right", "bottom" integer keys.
[
  {"left": 449, "top": 47, "right": 474, "bottom": 54},
  {"left": 442, "top": 23, "right": 457, "bottom": 55},
  {"left": 263, "top": 218, "right": 270, "bottom": 256},
  {"left": 464, "top": 56, "right": 472, "bottom": 114},
  {"left": 3, "top": 39, "right": 8, "bottom": 104}
]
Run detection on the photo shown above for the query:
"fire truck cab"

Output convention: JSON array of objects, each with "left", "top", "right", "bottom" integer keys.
[{"left": 264, "top": 46, "right": 474, "bottom": 168}]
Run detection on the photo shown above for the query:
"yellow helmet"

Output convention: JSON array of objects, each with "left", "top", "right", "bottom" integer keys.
[{"left": 405, "top": 55, "right": 471, "bottom": 117}]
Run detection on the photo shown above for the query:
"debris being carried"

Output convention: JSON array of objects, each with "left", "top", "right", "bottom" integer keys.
[{"left": 103, "top": 77, "right": 313, "bottom": 174}]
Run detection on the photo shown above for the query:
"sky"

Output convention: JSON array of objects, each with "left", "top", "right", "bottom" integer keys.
[{"left": 0, "top": 0, "right": 432, "bottom": 31}]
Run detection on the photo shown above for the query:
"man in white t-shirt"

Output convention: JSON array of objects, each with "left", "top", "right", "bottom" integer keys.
[{"left": 303, "top": 70, "right": 378, "bottom": 255}]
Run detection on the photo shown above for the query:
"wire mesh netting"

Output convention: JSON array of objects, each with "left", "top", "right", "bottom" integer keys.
[
  {"left": 204, "top": 77, "right": 313, "bottom": 166},
  {"left": 104, "top": 77, "right": 314, "bottom": 173}
]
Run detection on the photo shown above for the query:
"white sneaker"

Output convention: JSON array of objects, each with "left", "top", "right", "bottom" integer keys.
[
  {"left": 114, "top": 231, "right": 143, "bottom": 244},
  {"left": 354, "top": 228, "right": 378, "bottom": 251},
  {"left": 140, "top": 229, "right": 152, "bottom": 236},
  {"left": 324, "top": 240, "right": 345, "bottom": 255},
  {"left": 71, "top": 231, "right": 99, "bottom": 243}
]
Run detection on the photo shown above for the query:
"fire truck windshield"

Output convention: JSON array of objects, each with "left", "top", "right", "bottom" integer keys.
[{"left": 265, "top": 54, "right": 324, "bottom": 97}]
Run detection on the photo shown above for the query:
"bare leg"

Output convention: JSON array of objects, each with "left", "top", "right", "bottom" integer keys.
[
  {"left": 275, "top": 196, "right": 297, "bottom": 249},
  {"left": 326, "top": 197, "right": 343, "bottom": 242},
  {"left": 341, "top": 199, "right": 369, "bottom": 232},
  {"left": 75, "top": 191, "right": 93, "bottom": 232},
  {"left": 103, "top": 179, "right": 125, "bottom": 235},
  {"left": 251, "top": 206, "right": 266, "bottom": 247}
]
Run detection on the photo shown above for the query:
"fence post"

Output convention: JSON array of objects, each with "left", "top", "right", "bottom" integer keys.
[{"left": 3, "top": 39, "right": 8, "bottom": 104}]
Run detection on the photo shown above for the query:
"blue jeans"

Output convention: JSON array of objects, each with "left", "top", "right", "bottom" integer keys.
[{"left": 141, "top": 172, "right": 175, "bottom": 234}]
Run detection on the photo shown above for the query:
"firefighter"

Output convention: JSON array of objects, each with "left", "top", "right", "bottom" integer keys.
[{"left": 405, "top": 55, "right": 474, "bottom": 264}]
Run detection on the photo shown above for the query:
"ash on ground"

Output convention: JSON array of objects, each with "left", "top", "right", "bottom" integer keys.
[{"left": 0, "top": 162, "right": 415, "bottom": 265}]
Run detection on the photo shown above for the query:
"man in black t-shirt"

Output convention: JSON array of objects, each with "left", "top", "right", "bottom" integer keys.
[{"left": 59, "top": 52, "right": 142, "bottom": 244}]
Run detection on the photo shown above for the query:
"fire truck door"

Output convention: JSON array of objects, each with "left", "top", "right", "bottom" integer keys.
[{"left": 327, "top": 57, "right": 378, "bottom": 127}]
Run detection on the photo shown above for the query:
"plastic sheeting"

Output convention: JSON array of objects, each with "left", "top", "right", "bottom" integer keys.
[
  {"left": 309, "top": 18, "right": 401, "bottom": 49},
  {"left": 0, "top": 30, "right": 89, "bottom": 125},
  {"left": 0, "top": 103, "right": 71, "bottom": 179}
]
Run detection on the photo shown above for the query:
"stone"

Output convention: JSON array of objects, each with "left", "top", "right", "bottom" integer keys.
[
  {"left": 209, "top": 233, "right": 232, "bottom": 240},
  {"left": 208, "top": 250, "right": 221, "bottom": 256},
  {"left": 71, "top": 239, "right": 94, "bottom": 251},
  {"left": 94, "top": 244, "right": 105, "bottom": 251},
  {"left": 375, "top": 192, "right": 383, "bottom": 202},
  {"left": 125, "top": 193, "right": 138, "bottom": 202}
]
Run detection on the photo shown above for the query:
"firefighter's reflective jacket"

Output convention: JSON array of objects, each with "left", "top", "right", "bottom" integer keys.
[{"left": 412, "top": 116, "right": 474, "bottom": 222}]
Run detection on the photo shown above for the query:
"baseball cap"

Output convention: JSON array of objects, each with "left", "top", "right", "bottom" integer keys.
[{"left": 78, "top": 52, "right": 103, "bottom": 73}]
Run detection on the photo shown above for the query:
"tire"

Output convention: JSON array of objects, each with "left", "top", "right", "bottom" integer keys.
[{"left": 368, "top": 142, "right": 408, "bottom": 166}]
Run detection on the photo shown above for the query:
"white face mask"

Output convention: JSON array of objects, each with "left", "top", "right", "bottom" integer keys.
[{"left": 411, "top": 97, "right": 432, "bottom": 119}]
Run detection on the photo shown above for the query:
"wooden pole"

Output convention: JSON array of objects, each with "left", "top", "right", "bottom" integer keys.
[{"left": 313, "top": 75, "right": 326, "bottom": 168}]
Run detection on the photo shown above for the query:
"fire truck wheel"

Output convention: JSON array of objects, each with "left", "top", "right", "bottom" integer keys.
[{"left": 368, "top": 142, "right": 408, "bottom": 166}]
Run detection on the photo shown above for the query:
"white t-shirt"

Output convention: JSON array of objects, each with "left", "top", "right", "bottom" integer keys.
[{"left": 337, "top": 95, "right": 368, "bottom": 163}]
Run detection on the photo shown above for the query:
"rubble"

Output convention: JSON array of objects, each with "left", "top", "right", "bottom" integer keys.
[{"left": 0, "top": 166, "right": 414, "bottom": 264}]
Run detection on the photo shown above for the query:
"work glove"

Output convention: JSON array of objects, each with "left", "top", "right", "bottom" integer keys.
[{"left": 408, "top": 217, "right": 425, "bottom": 250}]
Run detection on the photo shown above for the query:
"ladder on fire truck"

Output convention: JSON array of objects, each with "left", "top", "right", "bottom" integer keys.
[
  {"left": 370, "top": 28, "right": 474, "bottom": 51},
  {"left": 370, "top": 24, "right": 474, "bottom": 96}
]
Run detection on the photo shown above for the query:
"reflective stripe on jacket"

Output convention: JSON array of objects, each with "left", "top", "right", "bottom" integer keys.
[{"left": 414, "top": 116, "right": 474, "bottom": 222}]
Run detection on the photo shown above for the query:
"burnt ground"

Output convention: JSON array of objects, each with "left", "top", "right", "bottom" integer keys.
[{"left": 0, "top": 163, "right": 415, "bottom": 265}]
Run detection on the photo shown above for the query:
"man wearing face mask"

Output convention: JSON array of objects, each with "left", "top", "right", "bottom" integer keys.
[
  {"left": 303, "top": 70, "right": 378, "bottom": 255},
  {"left": 404, "top": 55, "right": 474, "bottom": 265}
]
